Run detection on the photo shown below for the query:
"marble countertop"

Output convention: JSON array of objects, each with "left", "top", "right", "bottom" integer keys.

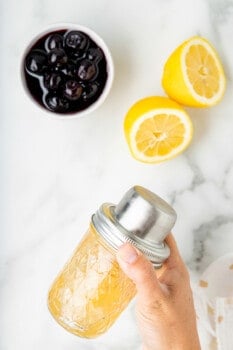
[{"left": 1, "top": 0, "right": 233, "bottom": 349}]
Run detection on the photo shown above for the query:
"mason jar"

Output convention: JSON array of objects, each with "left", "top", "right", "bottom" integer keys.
[{"left": 48, "top": 185, "right": 177, "bottom": 338}]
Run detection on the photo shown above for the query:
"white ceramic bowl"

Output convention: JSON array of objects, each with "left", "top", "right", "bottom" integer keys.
[{"left": 21, "top": 23, "right": 114, "bottom": 118}]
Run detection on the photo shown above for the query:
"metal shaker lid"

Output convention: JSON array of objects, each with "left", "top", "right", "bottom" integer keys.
[{"left": 92, "top": 185, "right": 177, "bottom": 267}]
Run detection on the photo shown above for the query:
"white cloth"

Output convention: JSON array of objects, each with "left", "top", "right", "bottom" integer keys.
[
  {"left": 215, "top": 297, "right": 233, "bottom": 350},
  {"left": 192, "top": 253, "right": 233, "bottom": 350}
]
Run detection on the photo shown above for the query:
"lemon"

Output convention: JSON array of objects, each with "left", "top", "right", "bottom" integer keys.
[
  {"left": 124, "top": 96, "right": 193, "bottom": 163},
  {"left": 162, "top": 36, "right": 226, "bottom": 107}
]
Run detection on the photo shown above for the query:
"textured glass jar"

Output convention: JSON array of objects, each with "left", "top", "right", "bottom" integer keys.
[
  {"left": 48, "top": 223, "right": 136, "bottom": 338},
  {"left": 48, "top": 186, "right": 177, "bottom": 338}
]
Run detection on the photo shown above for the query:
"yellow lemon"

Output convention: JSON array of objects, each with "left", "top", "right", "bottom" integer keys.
[
  {"left": 124, "top": 96, "right": 193, "bottom": 163},
  {"left": 162, "top": 36, "right": 226, "bottom": 107}
]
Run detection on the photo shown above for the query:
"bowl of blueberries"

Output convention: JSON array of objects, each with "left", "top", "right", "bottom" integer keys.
[{"left": 21, "top": 23, "right": 114, "bottom": 117}]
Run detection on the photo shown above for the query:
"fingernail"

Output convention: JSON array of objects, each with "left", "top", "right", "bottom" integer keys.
[{"left": 118, "top": 244, "right": 139, "bottom": 264}]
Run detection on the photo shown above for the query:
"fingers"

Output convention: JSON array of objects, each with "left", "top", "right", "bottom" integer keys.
[
  {"left": 116, "top": 235, "right": 189, "bottom": 305},
  {"left": 116, "top": 243, "right": 164, "bottom": 304},
  {"left": 164, "top": 233, "right": 185, "bottom": 269},
  {"left": 160, "top": 233, "right": 190, "bottom": 287}
]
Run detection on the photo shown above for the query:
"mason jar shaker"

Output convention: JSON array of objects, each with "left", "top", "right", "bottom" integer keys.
[{"left": 48, "top": 185, "right": 177, "bottom": 338}]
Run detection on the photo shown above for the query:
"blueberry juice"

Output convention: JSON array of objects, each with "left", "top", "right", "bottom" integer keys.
[{"left": 23, "top": 29, "right": 108, "bottom": 114}]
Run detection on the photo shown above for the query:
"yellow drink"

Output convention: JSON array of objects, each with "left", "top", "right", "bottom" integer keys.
[{"left": 48, "top": 224, "right": 136, "bottom": 338}]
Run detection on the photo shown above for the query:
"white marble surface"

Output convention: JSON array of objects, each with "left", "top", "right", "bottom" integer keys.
[{"left": 1, "top": 0, "right": 233, "bottom": 349}]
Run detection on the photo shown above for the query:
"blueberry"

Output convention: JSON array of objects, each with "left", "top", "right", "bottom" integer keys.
[
  {"left": 63, "top": 80, "right": 83, "bottom": 101},
  {"left": 25, "top": 49, "right": 47, "bottom": 75},
  {"left": 48, "top": 49, "right": 68, "bottom": 67},
  {"left": 64, "top": 31, "right": 89, "bottom": 51},
  {"left": 77, "top": 59, "right": 98, "bottom": 81},
  {"left": 43, "top": 73, "right": 63, "bottom": 90},
  {"left": 82, "top": 82, "right": 99, "bottom": 101},
  {"left": 87, "top": 47, "right": 104, "bottom": 63},
  {"left": 45, "top": 34, "right": 63, "bottom": 51},
  {"left": 44, "top": 94, "right": 69, "bottom": 113}
]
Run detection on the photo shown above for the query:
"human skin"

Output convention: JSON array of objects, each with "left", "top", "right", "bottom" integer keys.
[{"left": 116, "top": 234, "right": 201, "bottom": 350}]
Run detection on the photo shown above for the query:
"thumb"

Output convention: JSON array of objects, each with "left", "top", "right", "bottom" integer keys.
[{"left": 116, "top": 243, "right": 164, "bottom": 304}]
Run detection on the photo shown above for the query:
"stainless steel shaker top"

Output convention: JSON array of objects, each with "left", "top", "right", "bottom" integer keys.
[{"left": 92, "top": 185, "right": 177, "bottom": 267}]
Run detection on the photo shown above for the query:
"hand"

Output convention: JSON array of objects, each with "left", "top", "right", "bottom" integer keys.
[{"left": 116, "top": 234, "right": 201, "bottom": 350}]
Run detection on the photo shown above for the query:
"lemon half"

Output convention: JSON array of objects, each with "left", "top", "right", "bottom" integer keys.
[
  {"left": 124, "top": 96, "right": 193, "bottom": 163},
  {"left": 162, "top": 36, "right": 226, "bottom": 107}
]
